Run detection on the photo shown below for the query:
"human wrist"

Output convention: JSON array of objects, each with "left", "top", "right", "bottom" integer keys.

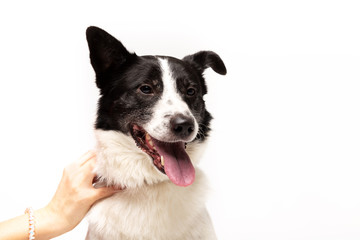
[{"left": 33, "top": 206, "right": 70, "bottom": 240}]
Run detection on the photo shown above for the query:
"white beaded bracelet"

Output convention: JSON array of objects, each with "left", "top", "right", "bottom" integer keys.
[{"left": 25, "top": 207, "right": 35, "bottom": 240}]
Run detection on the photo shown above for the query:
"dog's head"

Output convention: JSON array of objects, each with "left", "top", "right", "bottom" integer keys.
[{"left": 86, "top": 26, "right": 226, "bottom": 187}]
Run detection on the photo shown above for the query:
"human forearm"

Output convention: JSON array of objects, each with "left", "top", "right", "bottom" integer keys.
[
  {"left": 0, "top": 211, "right": 28, "bottom": 240},
  {"left": 0, "top": 206, "right": 68, "bottom": 240}
]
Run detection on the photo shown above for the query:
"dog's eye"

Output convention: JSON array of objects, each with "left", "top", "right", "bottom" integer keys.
[
  {"left": 186, "top": 87, "right": 196, "bottom": 96},
  {"left": 139, "top": 85, "right": 154, "bottom": 95}
]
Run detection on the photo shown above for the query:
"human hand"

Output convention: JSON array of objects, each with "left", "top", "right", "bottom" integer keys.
[
  {"left": 41, "top": 151, "right": 120, "bottom": 237},
  {"left": 0, "top": 151, "right": 118, "bottom": 240}
]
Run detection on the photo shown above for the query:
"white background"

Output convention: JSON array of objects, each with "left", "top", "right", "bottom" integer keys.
[{"left": 0, "top": 1, "right": 360, "bottom": 239}]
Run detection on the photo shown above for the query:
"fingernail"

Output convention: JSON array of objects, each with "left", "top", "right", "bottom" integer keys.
[{"left": 113, "top": 186, "right": 125, "bottom": 191}]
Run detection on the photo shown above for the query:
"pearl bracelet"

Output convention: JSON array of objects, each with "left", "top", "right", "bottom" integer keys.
[{"left": 25, "top": 207, "right": 35, "bottom": 240}]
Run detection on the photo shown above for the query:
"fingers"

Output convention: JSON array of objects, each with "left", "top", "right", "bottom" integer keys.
[
  {"left": 76, "top": 150, "right": 96, "bottom": 166},
  {"left": 80, "top": 153, "right": 99, "bottom": 187},
  {"left": 78, "top": 151, "right": 97, "bottom": 178},
  {"left": 82, "top": 154, "right": 97, "bottom": 174},
  {"left": 92, "top": 186, "right": 123, "bottom": 201},
  {"left": 75, "top": 150, "right": 124, "bottom": 201}
]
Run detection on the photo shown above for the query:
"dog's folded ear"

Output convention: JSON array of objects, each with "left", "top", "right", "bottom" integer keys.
[
  {"left": 183, "top": 51, "right": 227, "bottom": 75},
  {"left": 86, "top": 26, "right": 135, "bottom": 77}
]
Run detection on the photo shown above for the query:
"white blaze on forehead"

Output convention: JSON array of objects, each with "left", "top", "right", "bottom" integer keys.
[
  {"left": 142, "top": 57, "right": 198, "bottom": 142},
  {"left": 158, "top": 58, "right": 187, "bottom": 111}
]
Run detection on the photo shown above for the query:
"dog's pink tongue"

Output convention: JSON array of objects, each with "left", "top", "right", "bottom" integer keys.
[{"left": 153, "top": 140, "right": 195, "bottom": 187}]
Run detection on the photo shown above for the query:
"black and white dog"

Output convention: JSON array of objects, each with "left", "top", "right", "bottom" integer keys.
[{"left": 85, "top": 26, "right": 226, "bottom": 240}]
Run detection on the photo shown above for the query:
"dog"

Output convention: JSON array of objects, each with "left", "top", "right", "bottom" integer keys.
[{"left": 85, "top": 26, "right": 226, "bottom": 240}]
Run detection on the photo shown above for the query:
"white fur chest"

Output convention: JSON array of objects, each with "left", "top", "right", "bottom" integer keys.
[
  {"left": 86, "top": 130, "right": 215, "bottom": 240},
  {"left": 87, "top": 170, "right": 210, "bottom": 240}
]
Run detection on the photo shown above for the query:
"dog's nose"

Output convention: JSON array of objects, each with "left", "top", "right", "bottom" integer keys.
[{"left": 170, "top": 114, "right": 195, "bottom": 139}]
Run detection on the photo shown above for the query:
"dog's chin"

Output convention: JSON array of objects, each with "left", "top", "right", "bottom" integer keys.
[{"left": 130, "top": 124, "right": 196, "bottom": 187}]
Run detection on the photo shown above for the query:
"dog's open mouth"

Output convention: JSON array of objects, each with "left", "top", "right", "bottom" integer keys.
[{"left": 130, "top": 124, "right": 195, "bottom": 187}]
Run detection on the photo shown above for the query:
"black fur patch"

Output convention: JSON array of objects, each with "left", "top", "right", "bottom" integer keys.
[{"left": 95, "top": 56, "right": 163, "bottom": 133}]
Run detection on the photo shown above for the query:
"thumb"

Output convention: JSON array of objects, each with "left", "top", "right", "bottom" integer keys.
[{"left": 93, "top": 186, "right": 123, "bottom": 201}]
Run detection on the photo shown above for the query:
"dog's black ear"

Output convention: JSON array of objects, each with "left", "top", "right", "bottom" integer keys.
[
  {"left": 86, "top": 26, "right": 135, "bottom": 75},
  {"left": 183, "top": 51, "right": 227, "bottom": 75}
]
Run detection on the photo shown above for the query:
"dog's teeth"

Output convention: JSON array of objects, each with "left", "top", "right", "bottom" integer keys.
[
  {"left": 160, "top": 155, "right": 164, "bottom": 166},
  {"left": 146, "top": 133, "right": 155, "bottom": 148}
]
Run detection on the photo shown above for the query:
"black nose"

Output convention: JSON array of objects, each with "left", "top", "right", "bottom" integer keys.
[{"left": 170, "top": 114, "right": 195, "bottom": 139}]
